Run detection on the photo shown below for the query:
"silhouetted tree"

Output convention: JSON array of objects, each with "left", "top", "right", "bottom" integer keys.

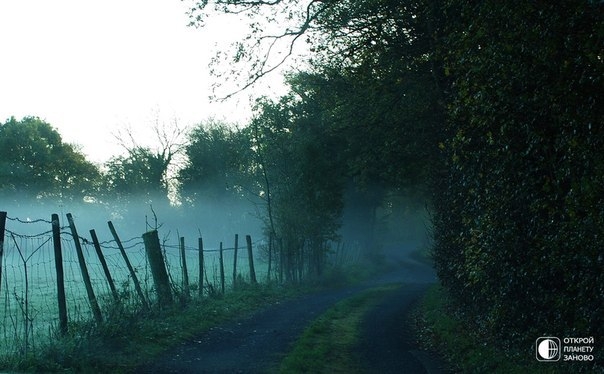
[
  {"left": 0, "top": 116, "right": 100, "bottom": 204},
  {"left": 179, "top": 120, "right": 252, "bottom": 205},
  {"left": 101, "top": 120, "right": 186, "bottom": 223}
]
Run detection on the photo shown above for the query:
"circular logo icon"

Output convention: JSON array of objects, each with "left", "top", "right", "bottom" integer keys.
[{"left": 538, "top": 339, "right": 559, "bottom": 360}]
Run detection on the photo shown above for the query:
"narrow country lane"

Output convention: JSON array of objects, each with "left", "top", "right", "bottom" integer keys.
[
  {"left": 137, "top": 286, "right": 369, "bottom": 373},
  {"left": 138, "top": 244, "right": 442, "bottom": 373}
]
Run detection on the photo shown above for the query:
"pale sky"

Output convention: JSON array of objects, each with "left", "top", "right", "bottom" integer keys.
[{"left": 0, "top": 1, "right": 287, "bottom": 163}]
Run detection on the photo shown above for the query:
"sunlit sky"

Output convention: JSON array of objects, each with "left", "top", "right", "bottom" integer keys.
[{"left": 0, "top": 1, "right": 287, "bottom": 163}]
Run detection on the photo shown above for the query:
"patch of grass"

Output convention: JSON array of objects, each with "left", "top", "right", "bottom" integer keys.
[
  {"left": 313, "top": 263, "right": 376, "bottom": 289},
  {"left": 278, "top": 285, "right": 399, "bottom": 374},
  {"left": 413, "top": 285, "right": 579, "bottom": 374}
]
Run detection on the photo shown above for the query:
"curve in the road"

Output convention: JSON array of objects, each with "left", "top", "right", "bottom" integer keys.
[{"left": 138, "top": 247, "right": 440, "bottom": 373}]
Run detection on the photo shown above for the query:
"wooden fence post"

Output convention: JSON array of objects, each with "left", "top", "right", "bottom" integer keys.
[
  {"left": 279, "top": 238, "right": 284, "bottom": 284},
  {"left": 52, "top": 214, "right": 68, "bottom": 335},
  {"left": 267, "top": 232, "right": 272, "bottom": 282},
  {"left": 232, "top": 234, "right": 239, "bottom": 290},
  {"left": 66, "top": 213, "right": 103, "bottom": 324},
  {"left": 142, "top": 230, "right": 173, "bottom": 307},
  {"left": 219, "top": 242, "right": 225, "bottom": 294},
  {"left": 0, "top": 211, "right": 5, "bottom": 298},
  {"left": 108, "top": 221, "right": 149, "bottom": 310},
  {"left": 180, "top": 236, "right": 190, "bottom": 300},
  {"left": 90, "top": 229, "right": 119, "bottom": 302},
  {"left": 246, "top": 235, "right": 257, "bottom": 284},
  {"left": 198, "top": 237, "right": 204, "bottom": 298}
]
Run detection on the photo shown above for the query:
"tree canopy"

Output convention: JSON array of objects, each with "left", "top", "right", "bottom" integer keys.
[
  {"left": 103, "top": 147, "right": 169, "bottom": 199},
  {"left": 0, "top": 116, "right": 100, "bottom": 203},
  {"left": 179, "top": 121, "right": 252, "bottom": 204}
]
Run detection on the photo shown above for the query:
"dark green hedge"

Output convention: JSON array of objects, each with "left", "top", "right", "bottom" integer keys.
[{"left": 432, "top": 0, "right": 603, "bottom": 351}]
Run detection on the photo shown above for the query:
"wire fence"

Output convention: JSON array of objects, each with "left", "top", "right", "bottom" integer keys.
[{"left": 0, "top": 211, "right": 263, "bottom": 358}]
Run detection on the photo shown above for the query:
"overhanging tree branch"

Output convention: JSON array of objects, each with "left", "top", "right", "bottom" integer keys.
[{"left": 189, "top": 0, "right": 333, "bottom": 100}]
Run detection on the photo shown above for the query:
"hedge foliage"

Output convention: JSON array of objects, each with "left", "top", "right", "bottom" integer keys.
[{"left": 432, "top": 0, "right": 604, "bottom": 348}]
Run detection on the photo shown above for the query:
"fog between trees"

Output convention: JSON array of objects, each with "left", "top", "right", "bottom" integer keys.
[{"left": 0, "top": 114, "right": 428, "bottom": 282}]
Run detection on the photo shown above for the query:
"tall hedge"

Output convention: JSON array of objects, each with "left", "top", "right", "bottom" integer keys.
[{"left": 432, "top": 0, "right": 603, "bottom": 347}]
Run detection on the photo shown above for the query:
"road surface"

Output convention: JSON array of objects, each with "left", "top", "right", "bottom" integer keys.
[{"left": 137, "top": 244, "right": 447, "bottom": 373}]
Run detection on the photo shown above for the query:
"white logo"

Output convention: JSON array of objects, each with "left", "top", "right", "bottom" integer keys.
[{"left": 536, "top": 337, "right": 561, "bottom": 361}]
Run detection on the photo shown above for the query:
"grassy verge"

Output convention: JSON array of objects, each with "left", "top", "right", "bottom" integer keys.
[
  {"left": 277, "top": 285, "right": 399, "bottom": 374},
  {"left": 413, "top": 285, "right": 577, "bottom": 374},
  {"left": 3, "top": 282, "right": 301, "bottom": 373}
]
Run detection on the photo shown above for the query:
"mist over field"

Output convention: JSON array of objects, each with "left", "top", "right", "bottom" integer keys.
[
  {"left": 3, "top": 197, "right": 256, "bottom": 246},
  {"left": 4, "top": 191, "right": 430, "bottom": 257},
  {"left": 2, "top": 186, "right": 430, "bottom": 277}
]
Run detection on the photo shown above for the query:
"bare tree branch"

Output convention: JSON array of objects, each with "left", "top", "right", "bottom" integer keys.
[{"left": 189, "top": 0, "right": 333, "bottom": 100}]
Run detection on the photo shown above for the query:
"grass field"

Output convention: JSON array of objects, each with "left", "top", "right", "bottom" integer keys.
[{"left": 0, "top": 231, "right": 262, "bottom": 359}]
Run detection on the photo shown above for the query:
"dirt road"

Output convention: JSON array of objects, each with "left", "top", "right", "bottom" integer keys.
[
  {"left": 357, "top": 283, "right": 449, "bottom": 373},
  {"left": 137, "top": 245, "right": 444, "bottom": 373}
]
